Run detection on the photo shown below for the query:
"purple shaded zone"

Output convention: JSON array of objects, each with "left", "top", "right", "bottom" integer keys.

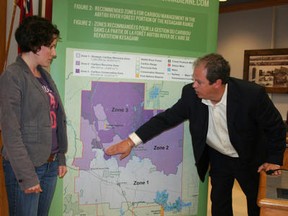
[{"left": 73, "top": 82, "right": 183, "bottom": 175}]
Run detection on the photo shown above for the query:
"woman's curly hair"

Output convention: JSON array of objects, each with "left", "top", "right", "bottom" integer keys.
[{"left": 15, "top": 15, "right": 60, "bottom": 53}]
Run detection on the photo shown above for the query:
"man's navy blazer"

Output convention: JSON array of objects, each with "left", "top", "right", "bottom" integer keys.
[{"left": 135, "top": 78, "right": 286, "bottom": 181}]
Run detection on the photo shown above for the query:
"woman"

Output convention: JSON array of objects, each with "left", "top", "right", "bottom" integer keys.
[{"left": 0, "top": 16, "right": 68, "bottom": 216}]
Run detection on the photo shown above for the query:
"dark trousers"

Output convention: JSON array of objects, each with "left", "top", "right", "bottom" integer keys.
[{"left": 208, "top": 147, "right": 260, "bottom": 216}]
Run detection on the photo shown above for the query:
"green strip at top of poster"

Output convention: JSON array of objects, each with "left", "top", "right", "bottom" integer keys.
[{"left": 64, "top": 0, "right": 218, "bottom": 57}]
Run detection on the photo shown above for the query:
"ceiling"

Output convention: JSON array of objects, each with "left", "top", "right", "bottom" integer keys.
[{"left": 219, "top": 0, "right": 288, "bottom": 13}]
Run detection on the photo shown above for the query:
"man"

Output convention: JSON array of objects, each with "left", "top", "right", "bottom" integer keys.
[{"left": 105, "top": 53, "right": 286, "bottom": 216}]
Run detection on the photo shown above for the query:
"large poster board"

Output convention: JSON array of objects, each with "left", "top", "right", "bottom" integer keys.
[{"left": 51, "top": 1, "right": 219, "bottom": 215}]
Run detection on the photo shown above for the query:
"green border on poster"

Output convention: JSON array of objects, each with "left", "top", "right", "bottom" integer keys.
[{"left": 49, "top": 1, "right": 218, "bottom": 215}]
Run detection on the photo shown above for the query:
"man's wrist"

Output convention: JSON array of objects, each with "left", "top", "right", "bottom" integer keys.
[
  {"left": 128, "top": 133, "right": 143, "bottom": 146},
  {"left": 127, "top": 138, "right": 135, "bottom": 147}
]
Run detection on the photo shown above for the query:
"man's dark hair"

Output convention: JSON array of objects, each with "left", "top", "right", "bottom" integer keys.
[
  {"left": 15, "top": 15, "right": 60, "bottom": 53},
  {"left": 193, "top": 53, "right": 231, "bottom": 84}
]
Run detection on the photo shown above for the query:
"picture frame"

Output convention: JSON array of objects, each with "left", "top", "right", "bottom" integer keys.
[{"left": 243, "top": 48, "right": 288, "bottom": 93}]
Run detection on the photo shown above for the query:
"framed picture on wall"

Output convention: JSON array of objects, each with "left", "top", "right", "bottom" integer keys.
[{"left": 243, "top": 48, "right": 288, "bottom": 93}]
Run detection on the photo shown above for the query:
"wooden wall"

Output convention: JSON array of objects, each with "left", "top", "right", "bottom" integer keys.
[
  {"left": 0, "top": 0, "right": 7, "bottom": 71},
  {"left": 1, "top": 0, "right": 9, "bottom": 215}
]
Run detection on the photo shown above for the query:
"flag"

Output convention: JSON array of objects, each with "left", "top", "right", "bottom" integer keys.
[
  {"left": 17, "top": 0, "right": 33, "bottom": 23},
  {"left": 41, "top": 0, "right": 53, "bottom": 21},
  {"left": 16, "top": 0, "right": 33, "bottom": 53}
]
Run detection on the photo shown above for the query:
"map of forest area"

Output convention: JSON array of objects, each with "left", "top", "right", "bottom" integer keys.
[{"left": 63, "top": 80, "right": 199, "bottom": 216}]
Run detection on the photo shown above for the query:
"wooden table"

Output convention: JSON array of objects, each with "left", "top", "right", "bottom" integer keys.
[
  {"left": 257, "top": 170, "right": 288, "bottom": 216},
  {"left": 282, "top": 146, "right": 288, "bottom": 170}
]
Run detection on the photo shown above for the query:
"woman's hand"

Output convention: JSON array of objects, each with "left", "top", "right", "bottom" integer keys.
[
  {"left": 58, "top": 165, "right": 67, "bottom": 178},
  {"left": 24, "top": 184, "right": 42, "bottom": 194}
]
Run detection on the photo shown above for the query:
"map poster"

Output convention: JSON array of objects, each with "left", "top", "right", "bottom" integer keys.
[{"left": 50, "top": 0, "right": 219, "bottom": 215}]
